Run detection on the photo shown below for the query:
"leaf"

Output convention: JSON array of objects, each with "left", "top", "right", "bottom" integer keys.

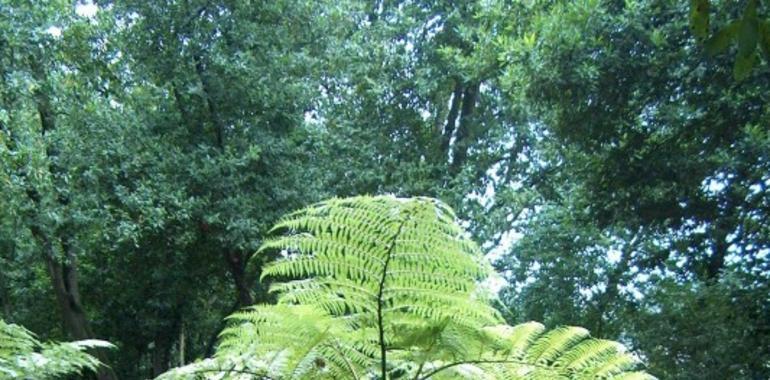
[
  {"left": 705, "top": 21, "right": 738, "bottom": 56},
  {"left": 523, "top": 32, "right": 537, "bottom": 49},
  {"left": 737, "top": 3, "right": 759, "bottom": 58},
  {"left": 689, "top": 0, "right": 710, "bottom": 39},
  {"left": 0, "top": 319, "right": 110, "bottom": 379},
  {"left": 734, "top": 50, "right": 757, "bottom": 81},
  {"left": 178, "top": 197, "right": 656, "bottom": 380},
  {"left": 759, "top": 21, "right": 770, "bottom": 62}
]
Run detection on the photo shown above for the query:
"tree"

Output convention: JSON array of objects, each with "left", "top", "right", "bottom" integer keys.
[
  {"left": 2, "top": 1, "right": 766, "bottom": 378},
  {"left": 158, "top": 196, "right": 654, "bottom": 379},
  {"left": 2, "top": 1, "right": 351, "bottom": 376},
  {"left": 312, "top": 0, "right": 540, "bottom": 245},
  {"left": 0, "top": 2, "right": 123, "bottom": 378},
  {"left": 495, "top": 1, "right": 770, "bottom": 378}
]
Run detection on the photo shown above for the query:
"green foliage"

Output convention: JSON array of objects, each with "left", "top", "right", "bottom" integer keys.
[
  {"left": 0, "top": 319, "right": 112, "bottom": 379},
  {"left": 2, "top": 0, "right": 767, "bottom": 378},
  {"left": 259, "top": 196, "right": 497, "bottom": 327},
  {"left": 689, "top": 0, "right": 770, "bottom": 79},
  {"left": 159, "top": 196, "right": 653, "bottom": 379},
  {"left": 496, "top": 1, "right": 770, "bottom": 378}
]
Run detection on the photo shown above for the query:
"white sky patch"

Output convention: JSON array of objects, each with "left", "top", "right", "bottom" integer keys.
[
  {"left": 304, "top": 110, "right": 323, "bottom": 126},
  {"left": 607, "top": 248, "right": 622, "bottom": 264},
  {"left": 483, "top": 230, "right": 523, "bottom": 295},
  {"left": 76, "top": 1, "right": 99, "bottom": 18},
  {"left": 46, "top": 26, "right": 62, "bottom": 37},
  {"left": 481, "top": 272, "right": 507, "bottom": 296},
  {"left": 486, "top": 229, "right": 522, "bottom": 262}
]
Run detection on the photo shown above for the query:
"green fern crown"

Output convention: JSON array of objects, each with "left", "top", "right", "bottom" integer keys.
[
  {"left": 258, "top": 195, "right": 500, "bottom": 327},
  {"left": 219, "top": 196, "right": 501, "bottom": 378},
  {"left": 178, "top": 196, "right": 657, "bottom": 380}
]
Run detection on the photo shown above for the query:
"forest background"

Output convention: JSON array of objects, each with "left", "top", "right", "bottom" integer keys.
[{"left": 1, "top": 0, "right": 768, "bottom": 379}]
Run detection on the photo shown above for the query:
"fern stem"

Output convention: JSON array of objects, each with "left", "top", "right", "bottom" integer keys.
[
  {"left": 377, "top": 212, "right": 410, "bottom": 380},
  {"left": 330, "top": 339, "right": 361, "bottom": 380},
  {"left": 187, "top": 367, "right": 271, "bottom": 379},
  {"left": 411, "top": 327, "right": 440, "bottom": 380},
  {"left": 417, "top": 359, "right": 553, "bottom": 380}
]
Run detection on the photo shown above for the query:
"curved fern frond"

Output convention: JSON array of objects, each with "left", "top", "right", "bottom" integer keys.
[
  {"left": 0, "top": 319, "right": 113, "bottom": 379},
  {"left": 164, "top": 196, "right": 656, "bottom": 380},
  {"left": 155, "top": 354, "right": 272, "bottom": 380},
  {"left": 257, "top": 196, "right": 501, "bottom": 376},
  {"left": 218, "top": 304, "right": 381, "bottom": 380},
  {"left": 438, "top": 322, "right": 653, "bottom": 380}
]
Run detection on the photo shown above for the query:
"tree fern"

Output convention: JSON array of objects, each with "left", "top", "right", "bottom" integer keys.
[
  {"left": 0, "top": 319, "right": 113, "bottom": 379},
  {"left": 158, "top": 196, "right": 655, "bottom": 380}
]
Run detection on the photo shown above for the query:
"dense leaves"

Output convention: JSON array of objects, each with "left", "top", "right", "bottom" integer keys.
[
  {"left": 158, "top": 196, "right": 653, "bottom": 380},
  {"left": 1, "top": 0, "right": 767, "bottom": 379},
  {"left": 496, "top": 1, "right": 770, "bottom": 378}
]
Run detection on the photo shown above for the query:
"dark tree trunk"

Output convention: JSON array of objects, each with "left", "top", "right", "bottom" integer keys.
[
  {"left": 45, "top": 243, "right": 93, "bottom": 340},
  {"left": 224, "top": 250, "right": 255, "bottom": 307},
  {"left": 705, "top": 194, "right": 735, "bottom": 281},
  {"left": 31, "top": 69, "right": 118, "bottom": 380},
  {"left": 449, "top": 82, "right": 479, "bottom": 175},
  {"left": 0, "top": 274, "right": 10, "bottom": 319},
  {"left": 439, "top": 81, "right": 463, "bottom": 157},
  {"left": 194, "top": 54, "right": 225, "bottom": 149},
  {"left": 706, "top": 226, "right": 729, "bottom": 280},
  {"left": 151, "top": 338, "right": 172, "bottom": 377},
  {"left": 194, "top": 54, "right": 261, "bottom": 311}
]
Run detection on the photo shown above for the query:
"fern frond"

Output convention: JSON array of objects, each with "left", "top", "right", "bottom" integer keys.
[
  {"left": 166, "top": 196, "right": 656, "bottom": 380},
  {"left": 218, "top": 304, "right": 375, "bottom": 379},
  {"left": 0, "top": 320, "right": 36, "bottom": 356},
  {"left": 525, "top": 326, "right": 590, "bottom": 365},
  {"left": 459, "top": 322, "right": 651, "bottom": 380},
  {"left": 0, "top": 319, "right": 112, "bottom": 379}
]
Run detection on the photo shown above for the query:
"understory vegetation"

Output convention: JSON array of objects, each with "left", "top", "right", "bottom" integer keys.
[
  {"left": 1, "top": 0, "right": 769, "bottom": 379},
  {"left": 159, "top": 196, "right": 654, "bottom": 379}
]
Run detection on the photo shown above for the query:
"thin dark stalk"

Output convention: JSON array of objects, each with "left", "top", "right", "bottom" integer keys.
[
  {"left": 418, "top": 359, "right": 553, "bottom": 380},
  {"left": 377, "top": 213, "right": 410, "bottom": 380}
]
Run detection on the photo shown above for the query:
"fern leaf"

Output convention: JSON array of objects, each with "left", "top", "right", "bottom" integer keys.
[{"left": 168, "top": 196, "right": 656, "bottom": 380}]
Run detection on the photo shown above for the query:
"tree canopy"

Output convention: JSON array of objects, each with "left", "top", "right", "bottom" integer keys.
[{"left": 1, "top": 0, "right": 768, "bottom": 379}]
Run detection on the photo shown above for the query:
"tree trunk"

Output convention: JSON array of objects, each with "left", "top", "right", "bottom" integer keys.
[
  {"left": 449, "top": 82, "right": 479, "bottom": 175},
  {"left": 705, "top": 195, "right": 735, "bottom": 281},
  {"left": 32, "top": 229, "right": 117, "bottom": 380},
  {"left": 706, "top": 225, "right": 729, "bottom": 280},
  {"left": 45, "top": 244, "right": 93, "bottom": 340},
  {"left": 194, "top": 54, "right": 225, "bottom": 149},
  {"left": 179, "top": 320, "right": 186, "bottom": 366},
  {"left": 224, "top": 250, "right": 255, "bottom": 307},
  {"left": 439, "top": 81, "right": 463, "bottom": 158},
  {"left": 151, "top": 338, "right": 172, "bottom": 377},
  {"left": 0, "top": 276, "right": 10, "bottom": 319},
  {"left": 195, "top": 54, "right": 260, "bottom": 311},
  {"left": 31, "top": 68, "right": 117, "bottom": 380}
]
